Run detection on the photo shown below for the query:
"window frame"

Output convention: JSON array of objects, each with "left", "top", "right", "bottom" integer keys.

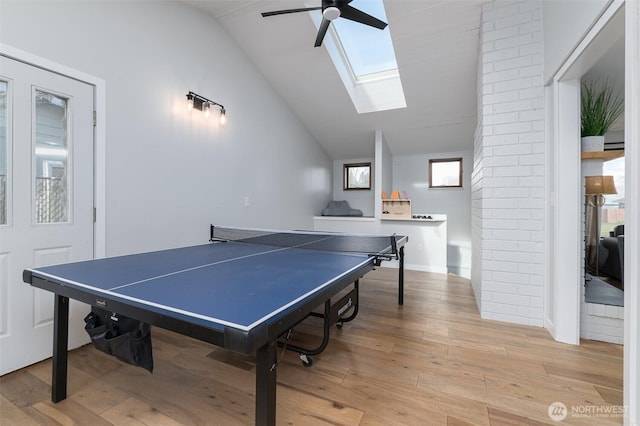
[
  {"left": 429, "top": 158, "right": 463, "bottom": 188},
  {"left": 343, "top": 162, "right": 371, "bottom": 190}
]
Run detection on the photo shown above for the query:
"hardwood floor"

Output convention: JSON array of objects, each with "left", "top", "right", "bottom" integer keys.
[{"left": 1, "top": 268, "right": 623, "bottom": 425}]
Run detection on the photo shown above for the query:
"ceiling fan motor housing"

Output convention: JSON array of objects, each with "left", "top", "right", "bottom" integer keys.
[
  {"left": 261, "top": 0, "right": 386, "bottom": 47},
  {"left": 322, "top": 0, "right": 342, "bottom": 21}
]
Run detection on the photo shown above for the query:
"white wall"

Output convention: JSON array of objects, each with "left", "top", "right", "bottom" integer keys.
[
  {"left": 624, "top": 1, "right": 640, "bottom": 421},
  {"left": 373, "top": 131, "right": 392, "bottom": 221},
  {"left": 543, "top": 0, "right": 610, "bottom": 82},
  {"left": 331, "top": 157, "right": 375, "bottom": 216},
  {"left": 391, "top": 151, "right": 472, "bottom": 277},
  {"left": 379, "top": 134, "right": 393, "bottom": 216},
  {"left": 0, "top": 1, "right": 332, "bottom": 256}
]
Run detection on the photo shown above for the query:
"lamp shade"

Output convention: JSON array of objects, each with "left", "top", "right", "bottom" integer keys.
[{"left": 585, "top": 175, "right": 617, "bottom": 195}]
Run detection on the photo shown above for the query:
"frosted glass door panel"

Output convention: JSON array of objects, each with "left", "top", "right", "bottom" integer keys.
[
  {"left": 34, "top": 89, "right": 69, "bottom": 224},
  {"left": 0, "top": 81, "right": 7, "bottom": 225}
]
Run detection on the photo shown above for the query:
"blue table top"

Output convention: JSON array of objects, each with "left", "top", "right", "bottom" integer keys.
[{"left": 29, "top": 242, "right": 373, "bottom": 332}]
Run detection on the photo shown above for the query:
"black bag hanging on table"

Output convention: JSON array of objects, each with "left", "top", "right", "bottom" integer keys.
[{"left": 83, "top": 307, "right": 153, "bottom": 373}]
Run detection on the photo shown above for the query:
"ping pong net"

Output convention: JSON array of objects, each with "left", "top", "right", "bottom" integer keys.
[{"left": 209, "top": 225, "right": 400, "bottom": 262}]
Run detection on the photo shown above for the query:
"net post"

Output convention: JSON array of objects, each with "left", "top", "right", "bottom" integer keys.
[
  {"left": 209, "top": 224, "right": 214, "bottom": 242},
  {"left": 398, "top": 245, "right": 404, "bottom": 305},
  {"left": 390, "top": 234, "right": 398, "bottom": 259}
]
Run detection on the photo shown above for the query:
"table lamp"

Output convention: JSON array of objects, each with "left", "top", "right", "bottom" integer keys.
[{"left": 585, "top": 175, "right": 617, "bottom": 276}]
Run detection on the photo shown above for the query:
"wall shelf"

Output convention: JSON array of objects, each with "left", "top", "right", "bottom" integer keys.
[
  {"left": 581, "top": 150, "right": 624, "bottom": 161},
  {"left": 381, "top": 199, "right": 411, "bottom": 219}
]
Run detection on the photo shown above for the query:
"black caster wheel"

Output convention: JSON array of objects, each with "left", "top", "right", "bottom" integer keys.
[{"left": 299, "top": 353, "right": 313, "bottom": 367}]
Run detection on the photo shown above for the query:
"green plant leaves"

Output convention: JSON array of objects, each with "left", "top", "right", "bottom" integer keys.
[{"left": 581, "top": 79, "right": 624, "bottom": 137}]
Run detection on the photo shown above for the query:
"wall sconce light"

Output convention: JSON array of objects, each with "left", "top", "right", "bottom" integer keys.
[
  {"left": 186, "top": 91, "right": 226, "bottom": 124},
  {"left": 584, "top": 175, "right": 617, "bottom": 276}
]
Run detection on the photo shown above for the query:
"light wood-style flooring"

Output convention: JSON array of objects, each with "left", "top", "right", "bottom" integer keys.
[{"left": 1, "top": 268, "right": 623, "bottom": 425}]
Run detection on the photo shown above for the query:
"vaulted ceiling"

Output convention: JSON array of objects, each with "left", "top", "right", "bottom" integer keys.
[{"left": 183, "top": 0, "right": 484, "bottom": 159}]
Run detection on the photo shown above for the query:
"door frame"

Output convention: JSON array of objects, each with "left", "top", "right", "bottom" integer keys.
[
  {"left": 0, "top": 43, "right": 106, "bottom": 259},
  {"left": 548, "top": 0, "right": 626, "bottom": 345},
  {"left": 547, "top": 1, "right": 639, "bottom": 424},
  {"left": 623, "top": 1, "right": 639, "bottom": 422}
]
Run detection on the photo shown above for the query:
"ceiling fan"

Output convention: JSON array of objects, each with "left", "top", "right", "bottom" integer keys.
[{"left": 261, "top": 0, "right": 388, "bottom": 47}]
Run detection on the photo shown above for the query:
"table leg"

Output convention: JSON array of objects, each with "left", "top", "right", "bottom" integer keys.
[
  {"left": 52, "top": 294, "right": 69, "bottom": 403},
  {"left": 398, "top": 246, "right": 405, "bottom": 305},
  {"left": 255, "top": 340, "right": 277, "bottom": 426}
]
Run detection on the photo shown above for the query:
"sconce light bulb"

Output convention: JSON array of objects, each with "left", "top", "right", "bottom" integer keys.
[
  {"left": 220, "top": 108, "right": 226, "bottom": 125},
  {"left": 203, "top": 102, "right": 211, "bottom": 119},
  {"left": 186, "top": 94, "right": 194, "bottom": 111}
]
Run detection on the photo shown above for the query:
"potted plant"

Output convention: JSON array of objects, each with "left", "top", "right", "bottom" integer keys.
[{"left": 581, "top": 79, "right": 624, "bottom": 151}]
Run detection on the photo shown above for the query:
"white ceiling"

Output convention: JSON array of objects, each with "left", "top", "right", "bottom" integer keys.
[
  {"left": 183, "top": 0, "right": 484, "bottom": 159},
  {"left": 584, "top": 35, "right": 626, "bottom": 132}
]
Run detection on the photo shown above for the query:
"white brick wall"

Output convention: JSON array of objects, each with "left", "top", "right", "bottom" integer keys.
[
  {"left": 471, "top": 8, "right": 486, "bottom": 311},
  {"left": 473, "top": 0, "right": 624, "bottom": 341},
  {"left": 581, "top": 285, "right": 624, "bottom": 344},
  {"left": 472, "top": 0, "right": 545, "bottom": 326}
]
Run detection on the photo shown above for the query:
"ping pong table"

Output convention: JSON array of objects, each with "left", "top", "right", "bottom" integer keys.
[{"left": 22, "top": 225, "right": 407, "bottom": 426}]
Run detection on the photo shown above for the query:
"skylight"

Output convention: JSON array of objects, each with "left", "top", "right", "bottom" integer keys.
[
  {"left": 309, "top": 0, "right": 406, "bottom": 113},
  {"left": 332, "top": 0, "right": 398, "bottom": 79}
]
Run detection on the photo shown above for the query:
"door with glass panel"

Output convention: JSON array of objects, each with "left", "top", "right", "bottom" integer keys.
[{"left": 0, "top": 56, "right": 94, "bottom": 375}]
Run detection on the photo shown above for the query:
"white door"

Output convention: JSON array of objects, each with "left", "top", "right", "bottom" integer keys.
[{"left": 0, "top": 56, "right": 94, "bottom": 375}]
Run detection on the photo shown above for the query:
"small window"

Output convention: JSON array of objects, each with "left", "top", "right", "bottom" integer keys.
[
  {"left": 429, "top": 158, "right": 462, "bottom": 188},
  {"left": 343, "top": 162, "right": 371, "bottom": 190}
]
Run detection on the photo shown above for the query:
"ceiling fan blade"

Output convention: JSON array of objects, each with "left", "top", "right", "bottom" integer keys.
[
  {"left": 261, "top": 7, "right": 321, "bottom": 17},
  {"left": 314, "top": 18, "right": 331, "bottom": 47},
  {"left": 340, "top": 5, "right": 388, "bottom": 29}
]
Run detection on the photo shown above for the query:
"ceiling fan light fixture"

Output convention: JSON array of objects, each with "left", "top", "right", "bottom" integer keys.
[{"left": 323, "top": 6, "right": 341, "bottom": 21}]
